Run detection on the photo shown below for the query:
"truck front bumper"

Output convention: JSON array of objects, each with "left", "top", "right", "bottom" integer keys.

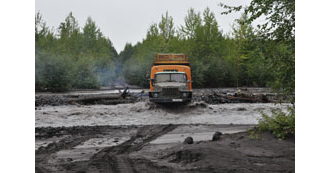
[
  {"left": 149, "top": 98, "right": 192, "bottom": 103},
  {"left": 149, "top": 91, "right": 192, "bottom": 103}
]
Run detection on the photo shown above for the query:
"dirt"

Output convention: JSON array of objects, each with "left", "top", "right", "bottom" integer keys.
[
  {"left": 148, "top": 131, "right": 294, "bottom": 173},
  {"left": 35, "top": 88, "right": 294, "bottom": 172},
  {"left": 35, "top": 125, "right": 294, "bottom": 173}
]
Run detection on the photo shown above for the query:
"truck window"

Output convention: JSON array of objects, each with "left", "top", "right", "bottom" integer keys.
[
  {"left": 155, "top": 73, "right": 187, "bottom": 83},
  {"left": 171, "top": 74, "right": 186, "bottom": 82},
  {"left": 155, "top": 74, "right": 171, "bottom": 82}
]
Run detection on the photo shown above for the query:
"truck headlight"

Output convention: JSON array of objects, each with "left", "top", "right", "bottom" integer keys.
[
  {"left": 182, "top": 92, "right": 188, "bottom": 98},
  {"left": 154, "top": 93, "right": 158, "bottom": 97}
]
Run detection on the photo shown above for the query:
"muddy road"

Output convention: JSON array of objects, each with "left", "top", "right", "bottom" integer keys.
[
  {"left": 35, "top": 88, "right": 294, "bottom": 172},
  {"left": 36, "top": 125, "right": 294, "bottom": 173}
]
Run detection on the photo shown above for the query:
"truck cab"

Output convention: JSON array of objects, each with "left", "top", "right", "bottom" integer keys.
[{"left": 149, "top": 54, "right": 192, "bottom": 103}]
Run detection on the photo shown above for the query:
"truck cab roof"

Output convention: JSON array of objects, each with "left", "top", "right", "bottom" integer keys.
[{"left": 155, "top": 72, "right": 186, "bottom": 74}]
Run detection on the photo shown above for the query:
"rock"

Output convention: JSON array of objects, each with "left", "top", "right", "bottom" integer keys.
[
  {"left": 67, "top": 158, "right": 73, "bottom": 162},
  {"left": 113, "top": 137, "right": 119, "bottom": 142},
  {"left": 237, "top": 107, "right": 247, "bottom": 111},
  {"left": 261, "top": 94, "right": 269, "bottom": 103},
  {"left": 183, "top": 136, "right": 194, "bottom": 144},
  {"left": 212, "top": 131, "right": 222, "bottom": 141},
  {"left": 238, "top": 135, "right": 245, "bottom": 140}
]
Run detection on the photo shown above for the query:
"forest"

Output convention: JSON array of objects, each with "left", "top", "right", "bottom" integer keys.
[{"left": 35, "top": 1, "right": 294, "bottom": 99}]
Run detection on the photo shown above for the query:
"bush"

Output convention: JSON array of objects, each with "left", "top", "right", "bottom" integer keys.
[
  {"left": 35, "top": 51, "right": 74, "bottom": 92},
  {"left": 252, "top": 106, "right": 295, "bottom": 139},
  {"left": 73, "top": 56, "right": 99, "bottom": 89}
]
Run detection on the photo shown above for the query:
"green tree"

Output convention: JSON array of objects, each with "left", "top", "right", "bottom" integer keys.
[
  {"left": 220, "top": 0, "right": 295, "bottom": 138},
  {"left": 35, "top": 12, "right": 48, "bottom": 44},
  {"left": 180, "top": 8, "right": 202, "bottom": 39},
  {"left": 58, "top": 12, "right": 80, "bottom": 39},
  {"left": 158, "top": 12, "right": 175, "bottom": 43},
  {"left": 179, "top": 8, "right": 224, "bottom": 87},
  {"left": 220, "top": 0, "right": 295, "bottom": 98},
  {"left": 57, "top": 12, "right": 82, "bottom": 57},
  {"left": 230, "top": 14, "right": 255, "bottom": 86},
  {"left": 82, "top": 17, "right": 100, "bottom": 52},
  {"left": 35, "top": 12, "right": 117, "bottom": 91}
]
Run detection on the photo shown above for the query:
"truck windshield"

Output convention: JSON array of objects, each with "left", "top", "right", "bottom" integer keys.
[{"left": 155, "top": 73, "right": 187, "bottom": 83}]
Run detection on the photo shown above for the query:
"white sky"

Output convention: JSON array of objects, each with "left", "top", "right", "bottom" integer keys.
[{"left": 35, "top": 0, "right": 252, "bottom": 52}]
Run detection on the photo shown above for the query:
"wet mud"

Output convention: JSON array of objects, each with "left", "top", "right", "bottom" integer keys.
[
  {"left": 35, "top": 125, "right": 294, "bottom": 173},
  {"left": 35, "top": 88, "right": 284, "bottom": 107}
]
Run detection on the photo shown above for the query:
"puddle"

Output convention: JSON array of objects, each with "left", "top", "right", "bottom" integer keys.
[
  {"left": 150, "top": 125, "right": 253, "bottom": 144},
  {"left": 48, "top": 136, "right": 130, "bottom": 163},
  {"left": 35, "top": 136, "right": 68, "bottom": 150}
]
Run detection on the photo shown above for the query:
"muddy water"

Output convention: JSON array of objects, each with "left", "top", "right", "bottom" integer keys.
[
  {"left": 35, "top": 89, "right": 145, "bottom": 96},
  {"left": 35, "top": 101, "right": 290, "bottom": 127}
]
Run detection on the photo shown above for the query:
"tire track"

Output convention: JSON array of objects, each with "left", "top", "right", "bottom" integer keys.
[
  {"left": 108, "top": 155, "right": 136, "bottom": 173},
  {"left": 87, "top": 124, "right": 178, "bottom": 173},
  {"left": 35, "top": 136, "right": 93, "bottom": 173}
]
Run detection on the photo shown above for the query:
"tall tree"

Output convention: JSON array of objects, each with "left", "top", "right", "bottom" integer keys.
[
  {"left": 180, "top": 8, "right": 202, "bottom": 39},
  {"left": 158, "top": 11, "right": 176, "bottom": 51},
  {"left": 58, "top": 12, "right": 80, "bottom": 39},
  {"left": 230, "top": 14, "right": 255, "bottom": 86},
  {"left": 82, "top": 17, "right": 100, "bottom": 52}
]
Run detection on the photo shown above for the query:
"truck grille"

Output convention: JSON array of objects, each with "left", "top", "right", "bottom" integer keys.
[{"left": 162, "top": 88, "right": 179, "bottom": 96}]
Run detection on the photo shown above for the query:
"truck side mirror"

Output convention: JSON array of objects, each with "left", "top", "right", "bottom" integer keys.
[{"left": 150, "top": 79, "right": 155, "bottom": 86}]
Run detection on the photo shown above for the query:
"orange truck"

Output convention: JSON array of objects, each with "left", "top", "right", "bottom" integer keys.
[{"left": 149, "top": 53, "right": 192, "bottom": 103}]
